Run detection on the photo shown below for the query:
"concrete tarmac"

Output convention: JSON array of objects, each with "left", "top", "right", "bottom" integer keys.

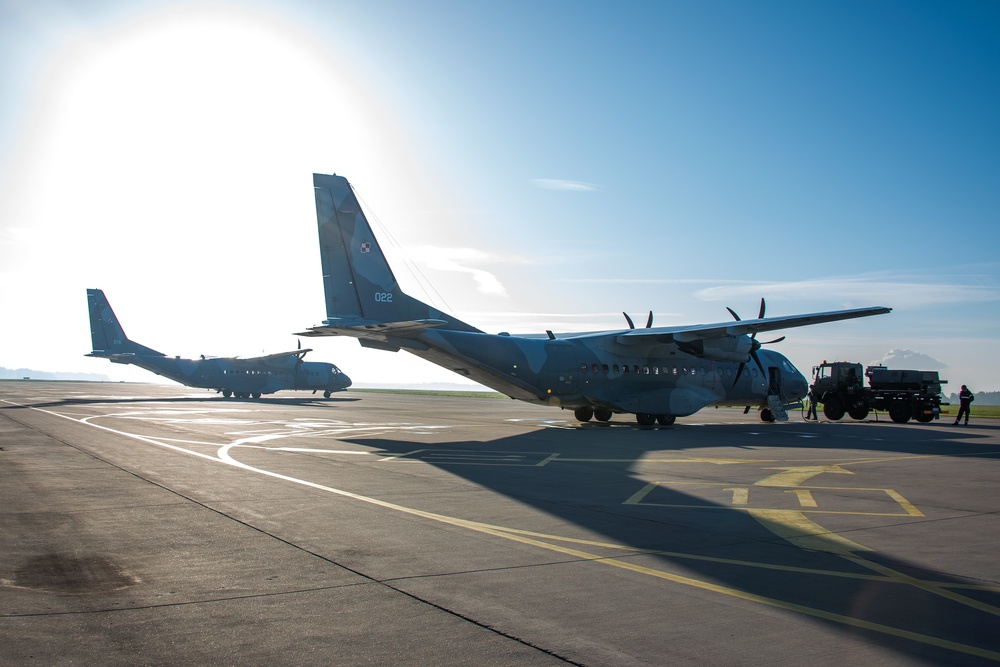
[{"left": 2, "top": 380, "right": 999, "bottom": 666}]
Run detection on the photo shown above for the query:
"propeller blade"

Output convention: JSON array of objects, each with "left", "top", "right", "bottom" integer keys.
[
  {"left": 726, "top": 306, "right": 741, "bottom": 321},
  {"left": 757, "top": 297, "right": 766, "bottom": 320},
  {"left": 645, "top": 311, "right": 653, "bottom": 328},
  {"left": 623, "top": 312, "right": 635, "bottom": 329},
  {"left": 761, "top": 336, "right": 785, "bottom": 345},
  {"left": 732, "top": 361, "right": 746, "bottom": 388}
]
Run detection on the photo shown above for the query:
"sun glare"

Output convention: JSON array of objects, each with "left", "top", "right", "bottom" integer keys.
[{"left": 2, "top": 5, "right": 434, "bottom": 374}]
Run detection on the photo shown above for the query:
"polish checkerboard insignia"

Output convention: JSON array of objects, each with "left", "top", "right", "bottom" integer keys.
[{"left": 360, "top": 242, "right": 371, "bottom": 254}]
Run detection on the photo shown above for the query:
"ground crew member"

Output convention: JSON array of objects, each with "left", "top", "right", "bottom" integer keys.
[
  {"left": 806, "top": 388, "right": 818, "bottom": 420},
  {"left": 954, "top": 385, "right": 974, "bottom": 425}
]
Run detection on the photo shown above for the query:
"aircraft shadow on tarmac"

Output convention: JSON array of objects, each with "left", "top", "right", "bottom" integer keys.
[
  {"left": 3, "top": 395, "right": 361, "bottom": 410},
  {"left": 340, "top": 423, "right": 1000, "bottom": 665}
]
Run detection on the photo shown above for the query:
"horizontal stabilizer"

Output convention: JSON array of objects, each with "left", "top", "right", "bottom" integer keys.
[
  {"left": 86, "top": 352, "right": 138, "bottom": 365},
  {"left": 297, "top": 318, "right": 449, "bottom": 337}
]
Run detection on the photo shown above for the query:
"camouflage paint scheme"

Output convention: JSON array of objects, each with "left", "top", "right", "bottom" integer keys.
[
  {"left": 87, "top": 289, "right": 351, "bottom": 398},
  {"left": 300, "top": 174, "right": 889, "bottom": 424}
]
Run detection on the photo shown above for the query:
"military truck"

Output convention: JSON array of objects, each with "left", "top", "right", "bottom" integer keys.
[{"left": 810, "top": 362, "right": 947, "bottom": 423}]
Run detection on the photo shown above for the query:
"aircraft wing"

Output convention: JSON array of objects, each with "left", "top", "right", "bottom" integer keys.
[{"left": 607, "top": 306, "right": 891, "bottom": 345}]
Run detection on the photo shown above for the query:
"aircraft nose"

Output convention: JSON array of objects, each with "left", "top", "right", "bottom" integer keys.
[{"left": 788, "top": 370, "right": 808, "bottom": 400}]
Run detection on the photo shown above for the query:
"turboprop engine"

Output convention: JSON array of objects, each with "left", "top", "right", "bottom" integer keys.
[{"left": 674, "top": 335, "right": 753, "bottom": 363}]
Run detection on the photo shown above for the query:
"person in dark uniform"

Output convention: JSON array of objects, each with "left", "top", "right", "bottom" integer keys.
[
  {"left": 954, "top": 385, "right": 974, "bottom": 425},
  {"left": 806, "top": 388, "right": 819, "bottom": 420}
]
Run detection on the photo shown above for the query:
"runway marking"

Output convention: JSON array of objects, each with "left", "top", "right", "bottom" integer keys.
[{"left": 9, "top": 399, "right": 1000, "bottom": 662}]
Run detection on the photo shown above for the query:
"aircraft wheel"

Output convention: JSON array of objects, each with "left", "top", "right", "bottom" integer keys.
[
  {"left": 635, "top": 412, "right": 656, "bottom": 427},
  {"left": 848, "top": 406, "right": 870, "bottom": 420},
  {"left": 760, "top": 409, "right": 775, "bottom": 422},
  {"left": 252, "top": 392, "right": 261, "bottom": 399},
  {"left": 823, "top": 396, "right": 845, "bottom": 421},
  {"left": 222, "top": 390, "right": 232, "bottom": 398},
  {"left": 594, "top": 409, "right": 613, "bottom": 422},
  {"left": 574, "top": 406, "right": 594, "bottom": 422},
  {"left": 656, "top": 414, "right": 676, "bottom": 426},
  {"left": 888, "top": 401, "right": 911, "bottom": 424},
  {"left": 324, "top": 390, "right": 332, "bottom": 398}
]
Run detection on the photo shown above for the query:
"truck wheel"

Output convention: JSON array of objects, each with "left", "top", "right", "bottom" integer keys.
[
  {"left": 915, "top": 411, "right": 934, "bottom": 423},
  {"left": 888, "top": 401, "right": 911, "bottom": 424},
  {"left": 848, "top": 406, "right": 870, "bottom": 420},
  {"left": 823, "top": 396, "right": 845, "bottom": 421}
]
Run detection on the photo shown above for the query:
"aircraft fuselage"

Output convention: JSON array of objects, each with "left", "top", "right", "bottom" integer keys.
[
  {"left": 371, "top": 328, "right": 808, "bottom": 417},
  {"left": 115, "top": 354, "right": 351, "bottom": 397}
]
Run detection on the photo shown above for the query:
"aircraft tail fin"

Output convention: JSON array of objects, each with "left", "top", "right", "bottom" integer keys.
[
  {"left": 309, "top": 174, "right": 479, "bottom": 334},
  {"left": 86, "top": 289, "right": 165, "bottom": 360}
]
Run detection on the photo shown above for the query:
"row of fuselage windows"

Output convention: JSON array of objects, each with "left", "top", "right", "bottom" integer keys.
[
  {"left": 580, "top": 363, "right": 758, "bottom": 378},
  {"left": 222, "top": 369, "right": 328, "bottom": 376}
]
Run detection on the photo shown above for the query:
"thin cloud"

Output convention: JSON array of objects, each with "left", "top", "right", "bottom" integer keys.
[
  {"left": 530, "top": 178, "right": 598, "bottom": 192},
  {"left": 408, "top": 245, "right": 510, "bottom": 296},
  {"left": 693, "top": 275, "right": 1000, "bottom": 308}
]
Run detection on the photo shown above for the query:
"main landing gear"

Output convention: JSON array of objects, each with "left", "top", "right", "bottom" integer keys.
[{"left": 573, "top": 407, "right": 675, "bottom": 426}]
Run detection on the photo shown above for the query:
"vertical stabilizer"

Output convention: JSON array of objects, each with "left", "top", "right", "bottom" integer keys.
[
  {"left": 312, "top": 174, "right": 478, "bottom": 332},
  {"left": 86, "top": 289, "right": 164, "bottom": 358}
]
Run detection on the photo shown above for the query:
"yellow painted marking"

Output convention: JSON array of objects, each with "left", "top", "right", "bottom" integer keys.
[
  {"left": 843, "top": 553, "right": 1000, "bottom": 618},
  {"left": 629, "top": 481, "right": 922, "bottom": 517},
  {"left": 786, "top": 489, "right": 818, "bottom": 508},
  {"left": 725, "top": 487, "right": 749, "bottom": 505},
  {"left": 746, "top": 460, "right": 1000, "bottom": 619},
  {"left": 536, "top": 453, "right": 560, "bottom": 467},
  {"left": 756, "top": 465, "right": 853, "bottom": 487},
  {"left": 377, "top": 449, "right": 425, "bottom": 462},
  {"left": 623, "top": 482, "right": 658, "bottom": 505},
  {"left": 884, "top": 489, "right": 925, "bottom": 517},
  {"left": 749, "top": 509, "right": 873, "bottom": 553}
]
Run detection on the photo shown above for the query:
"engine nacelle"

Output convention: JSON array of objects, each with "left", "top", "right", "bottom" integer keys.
[{"left": 676, "top": 336, "right": 752, "bottom": 363}]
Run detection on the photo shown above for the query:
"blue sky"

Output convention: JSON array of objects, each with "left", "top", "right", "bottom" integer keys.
[{"left": 1, "top": 0, "right": 998, "bottom": 392}]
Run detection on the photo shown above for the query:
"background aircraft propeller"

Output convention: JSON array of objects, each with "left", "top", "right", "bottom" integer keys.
[{"left": 727, "top": 298, "right": 785, "bottom": 389}]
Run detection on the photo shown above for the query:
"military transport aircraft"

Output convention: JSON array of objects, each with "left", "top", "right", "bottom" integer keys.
[
  {"left": 87, "top": 288, "right": 351, "bottom": 398},
  {"left": 298, "top": 174, "right": 890, "bottom": 425}
]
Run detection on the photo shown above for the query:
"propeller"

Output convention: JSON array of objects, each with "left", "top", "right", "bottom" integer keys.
[
  {"left": 727, "top": 298, "right": 785, "bottom": 389},
  {"left": 623, "top": 311, "right": 654, "bottom": 329}
]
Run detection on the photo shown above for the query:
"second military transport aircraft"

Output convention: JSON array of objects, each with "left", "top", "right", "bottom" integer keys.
[
  {"left": 299, "top": 174, "right": 889, "bottom": 425},
  {"left": 87, "top": 288, "right": 351, "bottom": 398}
]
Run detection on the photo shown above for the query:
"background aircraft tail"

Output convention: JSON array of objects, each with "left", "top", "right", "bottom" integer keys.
[
  {"left": 312, "top": 173, "right": 479, "bottom": 333},
  {"left": 86, "top": 288, "right": 165, "bottom": 359}
]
